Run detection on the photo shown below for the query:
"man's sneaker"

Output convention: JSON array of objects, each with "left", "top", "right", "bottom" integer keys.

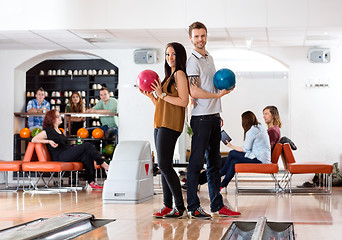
[
  {"left": 212, "top": 205, "right": 241, "bottom": 217},
  {"left": 153, "top": 206, "right": 172, "bottom": 218},
  {"left": 188, "top": 206, "right": 211, "bottom": 219},
  {"left": 164, "top": 207, "right": 185, "bottom": 219}
]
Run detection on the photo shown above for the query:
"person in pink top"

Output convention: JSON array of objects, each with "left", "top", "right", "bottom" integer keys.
[{"left": 263, "top": 106, "right": 282, "bottom": 150}]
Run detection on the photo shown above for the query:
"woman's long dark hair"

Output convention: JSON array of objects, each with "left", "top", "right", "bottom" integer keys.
[
  {"left": 241, "top": 111, "right": 259, "bottom": 140},
  {"left": 69, "top": 91, "right": 84, "bottom": 113},
  {"left": 162, "top": 42, "right": 187, "bottom": 93}
]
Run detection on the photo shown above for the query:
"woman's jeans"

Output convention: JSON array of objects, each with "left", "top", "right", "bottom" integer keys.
[
  {"left": 154, "top": 127, "right": 184, "bottom": 210},
  {"left": 220, "top": 150, "right": 261, "bottom": 187}
]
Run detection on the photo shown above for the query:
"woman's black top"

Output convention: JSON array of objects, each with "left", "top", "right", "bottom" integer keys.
[{"left": 45, "top": 127, "right": 71, "bottom": 160}]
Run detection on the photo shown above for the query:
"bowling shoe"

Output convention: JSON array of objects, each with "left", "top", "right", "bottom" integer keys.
[
  {"left": 211, "top": 205, "right": 241, "bottom": 217},
  {"left": 89, "top": 182, "right": 103, "bottom": 189},
  {"left": 188, "top": 206, "right": 211, "bottom": 219},
  {"left": 164, "top": 207, "right": 186, "bottom": 219},
  {"left": 153, "top": 206, "right": 172, "bottom": 218}
]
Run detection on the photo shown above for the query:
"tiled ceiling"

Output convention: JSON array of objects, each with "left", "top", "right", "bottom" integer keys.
[{"left": 0, "top": 27, "right": 341, "bottom": 52}]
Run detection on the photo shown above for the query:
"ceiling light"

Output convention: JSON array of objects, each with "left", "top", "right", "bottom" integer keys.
[
  {"left": 83, "top": 38, "right": 117, "bottom": 43},
  {"left": 246, "top": 39, "right": 252, "bottom": 49}
]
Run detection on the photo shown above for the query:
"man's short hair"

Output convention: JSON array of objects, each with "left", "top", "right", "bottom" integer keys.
[
  {"left": 100, "top": 86, "right": 109, "bottom": 92},
  {"left": 36, "top": 87, "right": 45, "bottom": 94},
  {"left": 188, "top": 21, "right": 207, "bottom": 36}
]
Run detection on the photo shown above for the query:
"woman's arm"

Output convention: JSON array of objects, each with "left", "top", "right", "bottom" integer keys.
[
  {"left": 225, "top": 141, "right": 244, "bottom": 152},
  {"left": 242, "top": 128, "right": 256, "bottom": 152},
  {"left": 224, "top": 127, "right": 257, "bottom": 152},
  {"left": 152, "top": 71, "right": 189, "bottom": 107},
  {"left": 32, "top": 130, "right": 58, "bottom": 148},
  {"left": 140, "top": 89, "right": 157, "bottom": 106}
]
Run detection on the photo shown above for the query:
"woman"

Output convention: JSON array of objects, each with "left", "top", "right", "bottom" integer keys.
[
  {"left": 220, "top": 111, "right": 271, "bottom": 188},
  {"left": 32, "top": 109, "right": 109, "bottom": 189},
  {"left": 263, "top": 106, "right": 282, "bottom": 150},
  {"left": 141, "top": 42, "right": 189, "bottom": 218},
  {"left": 65, "top": 91, "right": 86, "bottom": 135}
]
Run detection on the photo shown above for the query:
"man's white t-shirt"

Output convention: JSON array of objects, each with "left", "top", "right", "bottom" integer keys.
[{"left": 186, "top": 49, "right": 222, "bottom": 116}]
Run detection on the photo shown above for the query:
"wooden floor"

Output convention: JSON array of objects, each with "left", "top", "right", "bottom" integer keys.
[{"left": 0, "top": 183, "right": 341, "bottom": 239}]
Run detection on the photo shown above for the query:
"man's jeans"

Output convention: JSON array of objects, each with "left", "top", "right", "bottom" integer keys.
[{"left": 187, "top": 114, "right": 224, "bottom": 212}]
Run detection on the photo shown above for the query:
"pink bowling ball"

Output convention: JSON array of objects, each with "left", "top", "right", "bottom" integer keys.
[{"left": 137, "top": 70, "right": 159, "bottom": 92}]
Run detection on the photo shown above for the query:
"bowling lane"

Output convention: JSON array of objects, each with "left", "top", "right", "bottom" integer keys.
[{"left": 0, "top": 184, "right": 342, "bottom": 239}]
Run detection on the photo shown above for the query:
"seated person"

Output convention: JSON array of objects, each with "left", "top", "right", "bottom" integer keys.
[
  {"left": 65, "top": 91, "right": 86, "bottom": 135},
  {"left": 31, "top": 109, "right": 109, "bottom": 189},
  {"left": 220, "top": 111, "right": 271, "bottom": 188},
  {"left": 26, "top": 87, "right": 50, "bottom": 130},
  {"left": 263, "top": 106, "right": 282, "bottom": 150},
  {"left": 198, "top": 108, "right": 277, "bottom": 187},
  {"left": 86, "top": 86, "right": 118, "bottom": 140}
]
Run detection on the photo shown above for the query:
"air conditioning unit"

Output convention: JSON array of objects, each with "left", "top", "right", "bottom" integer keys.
[
  {"left": 307, "top": 48, "right": 330, "bottom": 63},
  {"left": 134, "top": 49, "right": 157, "bottom": 64}
]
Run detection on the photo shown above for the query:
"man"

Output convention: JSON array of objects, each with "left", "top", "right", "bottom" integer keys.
[
  {"left": 26, "top": 87, "right": 50, "bottom": 130},
  {"left": 263, "top": 106, "right": 282, "bottom": 150},
  {"left": 86, "top": 87, "right": 118, "bottom": 140},
  {"left": 186, "top": 21, "right": 241, "bottom": 219}
]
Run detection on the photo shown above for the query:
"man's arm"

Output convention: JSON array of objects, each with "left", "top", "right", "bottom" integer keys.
[
  {"left": 92, "top": 109, "right": 111, "bottom": 114},
  {"left": 86, "top": 100, "right": 118, "bottom": 115},
  {"left": 27, "top": 108, "right": 38, "bottom": 113},
  {"left": 189, "top": 76, "right": 232, "bottom": 99},
  {"left": 27, "top": 100, "right": 38, "bottom": 113}
]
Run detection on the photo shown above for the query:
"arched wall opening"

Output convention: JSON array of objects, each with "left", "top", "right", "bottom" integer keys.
[
  {"left": 13, "top": 50, "right": 119, "bottom": 133},
  {"left": 209, "top": 49, "right": 290, "bottom": 149}
]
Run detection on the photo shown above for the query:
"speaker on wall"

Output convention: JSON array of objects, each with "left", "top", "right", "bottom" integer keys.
[
  {"left": 307, "top": 48, "right": 330, "bottom": 63},
  {"left": 134, "top": 49, "right": 157, "bottom": 64}
]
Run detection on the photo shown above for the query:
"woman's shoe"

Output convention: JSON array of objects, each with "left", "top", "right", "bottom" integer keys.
[
  {"left": 89, "top": 182, "right": 103, "bottom": 189},
  {"left": 153, "top": 206, "right": 172, "bottom": 218},
  {"left": 164, "top": 207, "right": 185, "bottom": 219}
]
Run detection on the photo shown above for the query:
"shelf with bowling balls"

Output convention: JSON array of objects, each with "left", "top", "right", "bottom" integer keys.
[
  {"left": 17, "top": 126, "right": 115, "bottom": 141},
  {"left": 57, "top": 127, "right": 114, "bottom": 141},
  {"left": 15, "top": 127, "right": 116, "bottom": 160}
]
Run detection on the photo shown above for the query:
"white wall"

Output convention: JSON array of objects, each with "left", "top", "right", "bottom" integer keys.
[
  {"left": 219, "top": 76, "right": 289, "bottom": 150},
  {"left": 210, "top": 49, "right": 289, "bottom": 151},
  {"left": 0, "top": 50, "right": 45, "bottom": 162},
  {"left": 261, "top": 47, "right": 342, "bottom": 182}
]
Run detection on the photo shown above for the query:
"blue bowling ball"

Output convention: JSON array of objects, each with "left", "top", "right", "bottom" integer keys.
[{"left": 213, "top": 68, "right": 236, "bottom": 90}]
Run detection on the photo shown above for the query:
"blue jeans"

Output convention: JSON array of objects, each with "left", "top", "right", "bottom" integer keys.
[
  {"left": 220, "top": 150, "right": 261, "bottom": 187},
  {"left": 187, "top": 114, "right": 223, "bottom": 212}
]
